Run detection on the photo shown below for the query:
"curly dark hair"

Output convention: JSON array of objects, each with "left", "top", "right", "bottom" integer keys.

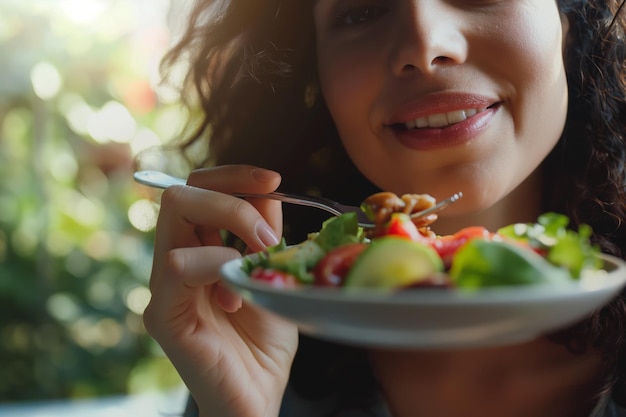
[
  {"left": 160, "top": 0, "right": 626, "bottom": 412},
  {"left": 546, "top": 0, "right": 626, "bottom": 405}
]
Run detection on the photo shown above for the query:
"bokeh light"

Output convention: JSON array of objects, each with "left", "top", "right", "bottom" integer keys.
[
  {"left": 30, "top": 61, "right": 63, "bottom": 100},
  {"left": 125, "top": 286, "right": 151, "bottom": 315},
  {"left": 128, "top": 199, "right": 159, "bottom": 232},
  {"left": 88, "top": 101, "right": 138, "bottom": 144}
]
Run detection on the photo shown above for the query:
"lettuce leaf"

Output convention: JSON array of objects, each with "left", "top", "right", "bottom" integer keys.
[
  {"left": 497, "top": 212, "right": 600, "bottom": 278},
  {"left": 313, "top": 212, "right": 364, "bottom": 252}
]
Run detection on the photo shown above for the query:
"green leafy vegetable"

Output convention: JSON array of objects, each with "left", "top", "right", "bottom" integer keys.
[
  {"left": 267, "top": 240, "right": 325, "bottom": 283},
  {"left": 243, "top": 214, "right": 364, "bottom": 283},
  {"left": 312, "top": 212, "right": 364, "bottom": 252},
  {"left": 241, "top": 238, "right": 287, "bottom": 273},
  {"left": 497, "top": 212, "right": 600, "bottom": 278},
  {"left": 449, "top": 239, "right": 571, "bottom": 288}
]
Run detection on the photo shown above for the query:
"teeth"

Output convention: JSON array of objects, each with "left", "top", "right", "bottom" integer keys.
[
  {"left": 428, "top": 113, "right": 448, "bottom": 128},
  {"left": 446, "top": 110, "right": 468, "bottom": 124},
  {"left": 405, "top": 108, "right": 483, "bottom": 129}
]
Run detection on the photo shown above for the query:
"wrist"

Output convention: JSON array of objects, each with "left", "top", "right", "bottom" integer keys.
[
  {"left": 198, "top": 408, "right": 281, "bottom": 417},
  {"left": 196, "top": 399, "right": 282, "bottom": 417}
]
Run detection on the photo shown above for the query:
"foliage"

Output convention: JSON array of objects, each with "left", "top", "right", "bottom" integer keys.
[{"left": 0, "top": 0, "right": 185, "bottom": 402}]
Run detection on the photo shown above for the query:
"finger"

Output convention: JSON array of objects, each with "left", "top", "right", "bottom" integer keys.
[
  {"left": 193, "top": 199, "right": 282, "bottom": 250},
  {"left": 215, "top": 281, "right": 243, "bottom": 313},
  {"left": 186, "top": 165, "right": 283, "bottom": 247},
  {"left": 187, "top": 165, "right": 281, "bottom": 194},
  {"left": 149, "top": 244, "right": 239, "bottom": 292},
  {"left": 194, "top": 228, "right": 224, "bottom": 248},
  {"left": 170, "top": 246, "right": 242, "bottom": 288},
  {"left": 157, "top": 185, "right": 281, "bottom": 254},
  {"left": 245, "top": 197, "right": 283, "bottom": 242},
  {"left": 144, "top": 246, "right": 242, "bottom": 338}
]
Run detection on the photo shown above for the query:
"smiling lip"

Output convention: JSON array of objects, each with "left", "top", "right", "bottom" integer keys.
[{"left": 385, "top": 93, "right": 500, "bottom": 151}]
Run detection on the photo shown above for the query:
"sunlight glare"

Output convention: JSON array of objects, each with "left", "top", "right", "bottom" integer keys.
[
  {"left": 88, "top": 101, "right": 137, "bottom": 144},
  {"left": 60, "top": 0, "right": 110, "bottom": 25},
  {"left": 30, "top": 61, "right": 63, "bottom": 100},
  {"left": 125, "top": 286, "right": 151, "bottom": 315},
  {"left": 128, "top": 199, "right": 158, "bottom": 232},
  {"left": 61, "top": 93, "right": 95, "bottom": 136}
]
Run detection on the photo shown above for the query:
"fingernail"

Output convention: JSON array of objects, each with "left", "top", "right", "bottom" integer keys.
[
  {"left": 251, "top": 168, "right": 279, "bottom": 183},
  {"left": 255, "top": 220, "right": 280, "bottom": 247}
]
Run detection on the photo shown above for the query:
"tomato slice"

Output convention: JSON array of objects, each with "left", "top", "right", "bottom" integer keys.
[
  {"left": 249, "top": 267, "right": 299, "bottom": 288},
  {"left": 429, "top": 226, "right": 494, "bottom": 265},
  {"left": 313, "top": 243, "right": 367, "bottom": 287},
  {"left": 381, "top": 213, "right": 428, "bottom": 242}
]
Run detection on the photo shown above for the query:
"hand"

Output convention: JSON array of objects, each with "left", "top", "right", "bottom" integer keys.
[{"left": 143, "top": 165, "right": 298, "bottom": 417}]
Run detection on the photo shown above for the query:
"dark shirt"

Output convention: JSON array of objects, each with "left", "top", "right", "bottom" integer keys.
[{"left": 182, "top": 386, "right": 626, "bottom": 417}]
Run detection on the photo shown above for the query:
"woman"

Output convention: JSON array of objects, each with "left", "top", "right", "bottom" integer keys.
[{"left": 144, "top": 1, "right": 626, "bottom": 416}]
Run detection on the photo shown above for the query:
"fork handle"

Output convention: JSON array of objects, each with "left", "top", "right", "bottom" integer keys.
[
  {"left": 233, "top": 192, "right": 343, "bottom": 217},
  {"left": 134, "top": 170, "right": 344, "bottom": 217},
  {"left": 134, "top": 170, "right": 186, "bottom": 188}
]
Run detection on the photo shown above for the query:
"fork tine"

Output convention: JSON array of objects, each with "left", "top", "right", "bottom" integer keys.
[{"left": 410, "top": 192, "right": 463, "bottom": 221}]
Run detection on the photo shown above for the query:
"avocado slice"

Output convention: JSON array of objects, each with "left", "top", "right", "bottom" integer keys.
[
  {"left": 267, "top": 239, "right": 325, "bottom": 283},
  {"left": 344, "top": 237, "right": 444, "bottom": 289}
]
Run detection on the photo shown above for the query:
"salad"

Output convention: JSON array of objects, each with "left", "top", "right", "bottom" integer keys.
[{"left": 242, "top": 192, "right": 602, "bottom": 291}]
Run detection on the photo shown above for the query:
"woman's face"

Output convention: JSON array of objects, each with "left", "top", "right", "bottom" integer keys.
[{"left": 313, "top": 0, "right": 568, "bottom": 213}]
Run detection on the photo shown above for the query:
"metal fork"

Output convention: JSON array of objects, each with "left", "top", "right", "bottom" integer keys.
[{"left": 133, "top": 170, "right": 462, "bottom": 228}]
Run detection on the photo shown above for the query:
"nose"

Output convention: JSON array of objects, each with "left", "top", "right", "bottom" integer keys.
[{"left": 389, "top": 3, "right": 467, "bottom": 76}]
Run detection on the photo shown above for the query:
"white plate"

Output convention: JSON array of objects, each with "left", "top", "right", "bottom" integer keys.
[{"left": 220, "top": 254, "right": 626, "bottom": 349}]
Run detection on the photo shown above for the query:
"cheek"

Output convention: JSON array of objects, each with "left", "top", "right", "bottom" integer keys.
[
  {"left": 493, "top": 9, "right": 562, "bottom": 85},
  {"left": 511, "top": 15, "right": 568, "bottom": 139},
  {"left": 317, "top": 41, "right": 384, "bottom": 127},
  {"left": 318, "top": 56, "right": 393, "bottom": 190},
  {"left": 315, "top": 31, "right": 393, "bottom": 190}
]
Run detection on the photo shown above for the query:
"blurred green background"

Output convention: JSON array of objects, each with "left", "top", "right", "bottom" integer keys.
[{"left": 0, "top": 0, "right": 189, "bottom": 403}]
